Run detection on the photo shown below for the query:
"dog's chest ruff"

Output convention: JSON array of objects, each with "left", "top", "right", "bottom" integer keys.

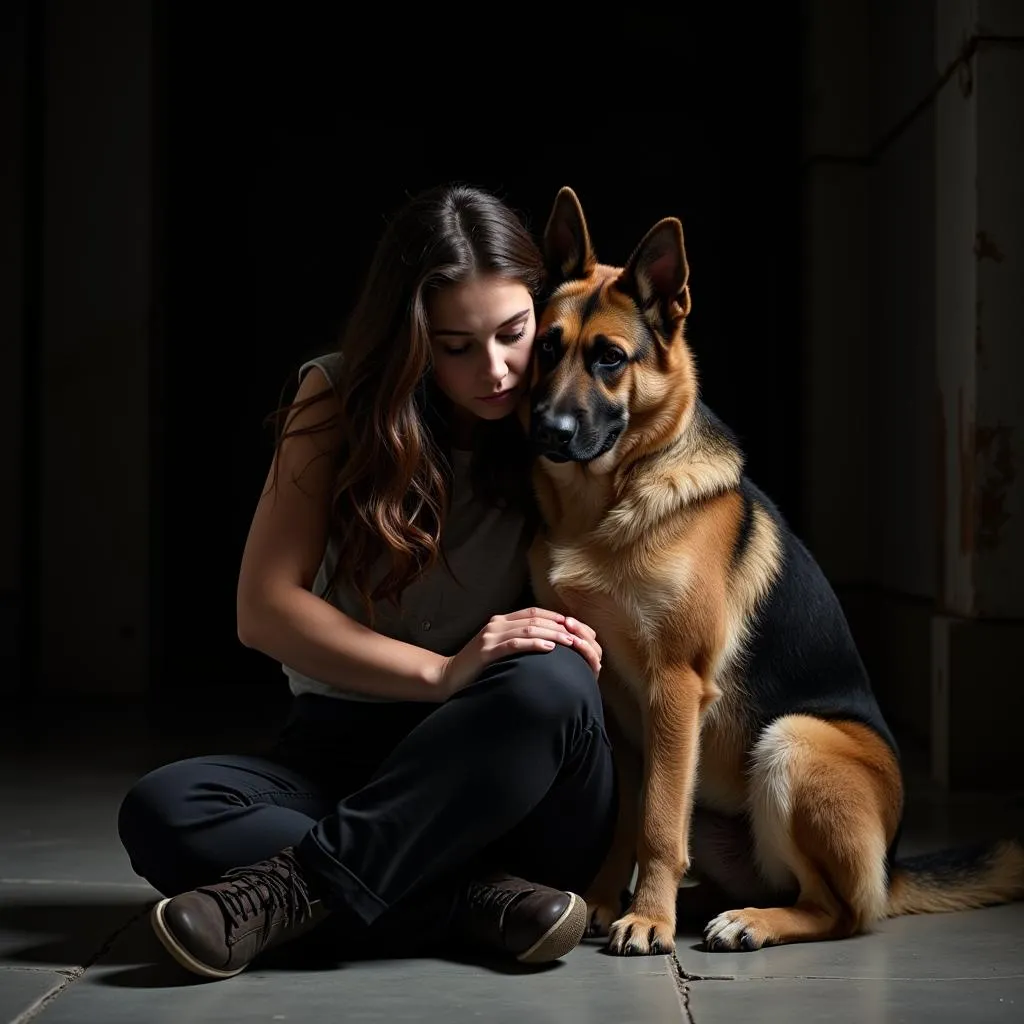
[{"left": 542, "top": 527, "right": 694, "bottom": 653}]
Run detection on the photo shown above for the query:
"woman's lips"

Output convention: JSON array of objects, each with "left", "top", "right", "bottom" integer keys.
[{"left": 477, "top": 388, "right": 517, "bottom": 404}]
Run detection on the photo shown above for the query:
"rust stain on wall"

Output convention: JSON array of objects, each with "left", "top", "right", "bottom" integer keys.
[{"left": 975, "top": 421, "right": 1014, "bottom": 551}]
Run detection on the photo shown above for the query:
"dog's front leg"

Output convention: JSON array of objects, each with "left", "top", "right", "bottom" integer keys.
[{"left": 607, "top": 671, "right": 702, "bottom": 956}]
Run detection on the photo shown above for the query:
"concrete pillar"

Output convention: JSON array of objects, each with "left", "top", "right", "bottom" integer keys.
[
  {"left": 802, "top": 0, "right": 1024, "bottom": 789},
  {"left": 799, "top": 0, "right": 872, "bottom": 585},
  {"left": 800, "top": 0, "right": 937, "bottom": 742},
  {"left": 860, "top": 0, "right": 940, "bottom": 746},
  {"left": 931, "top": 0, "right": 1024, "bottom": 788}
]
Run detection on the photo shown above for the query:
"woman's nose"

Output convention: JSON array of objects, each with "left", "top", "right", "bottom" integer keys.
[{"left": 484, "top": 346, "right": 508, "bottom": 382}]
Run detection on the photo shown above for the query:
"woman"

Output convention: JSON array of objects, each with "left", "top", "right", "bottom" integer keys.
[{"left": 118, "top": 183, "right": 617, "bottom": 980}]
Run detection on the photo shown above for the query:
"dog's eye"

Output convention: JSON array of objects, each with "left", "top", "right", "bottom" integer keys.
[
  {"left": 597, "top": 347, "right": 626, "bottom": 368},
  {"left": 538, "top": 337, "right": 561, "bottom": 362}
]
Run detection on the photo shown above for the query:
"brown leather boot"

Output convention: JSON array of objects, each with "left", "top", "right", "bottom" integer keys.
[
  {"left": 456, "top": 873, "right": 587, "bottom": 964},
  {"left": 150, "top": 847, "right": 329, "bottom": 979}
]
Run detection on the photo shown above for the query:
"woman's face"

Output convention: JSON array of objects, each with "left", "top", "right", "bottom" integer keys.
[{"left": 426, "top": 273, "right": 535, "bottom": 429}]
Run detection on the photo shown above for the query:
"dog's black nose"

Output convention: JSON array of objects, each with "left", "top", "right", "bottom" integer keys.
[{"left": 533, "top": 412, "right": 577, "bottom": 452}]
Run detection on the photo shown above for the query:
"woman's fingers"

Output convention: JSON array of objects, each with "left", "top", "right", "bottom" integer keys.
[
  {"left": 564, "top": 634, "right": 602, "bottom": 675},
  {"left": 504, "top": 607, "right": 599, "bottom": 643},
  {"left": 494, "top": 623, "right": 577, "bottom": 647},
  {"left": 493, "top": 623, "right": 602, "bottom": 676},
  {"left": 504, "top": 606, "right": 566, "bottom": 626},
  {"left": 563, "top": 615, "right": 598, "bottom": 644}
]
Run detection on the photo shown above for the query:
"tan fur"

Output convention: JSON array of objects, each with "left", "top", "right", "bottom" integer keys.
[
  {"left": 734, "top": 717, "right": 900, "bottom": 947},
  {"left": 529, "top": 186, "right": 1024, "bottom": 956},
  {"left": 887, "top": 842, "right": 1024, "bottom": 916},
  {"left": 529, "top": 226, "right": 792, "bottom": 953}
]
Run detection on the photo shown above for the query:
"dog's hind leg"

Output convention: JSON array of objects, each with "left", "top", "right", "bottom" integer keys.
[
  {"left": 703, "top": 714, "right": 903, "bottom": 951},
  {"left": 681, "top": 806, "right": 798, "bottom": 929}
]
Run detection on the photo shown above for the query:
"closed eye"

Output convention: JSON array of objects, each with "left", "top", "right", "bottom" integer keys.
[
  {"left": 442, "top": 326, "right": 527, "bottom": 357},
  {"left": 442, "top": 324, "right": 529, "bottom": 357}
]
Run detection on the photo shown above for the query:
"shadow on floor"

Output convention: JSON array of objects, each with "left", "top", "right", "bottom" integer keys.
[
  {"left": 0, "top": 895, "right": 152, "bottom": 966},
  {"left": 0, "top": 887, "right": 572, "bottom": 990}
]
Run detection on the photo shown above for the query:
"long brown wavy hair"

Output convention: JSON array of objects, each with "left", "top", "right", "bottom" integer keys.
[{"left": 268, "top": 183, "right": 547, "bottom": 623}]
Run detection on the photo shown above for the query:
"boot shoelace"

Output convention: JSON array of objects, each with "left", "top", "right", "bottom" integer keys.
[
  {"left": 198, "top": 852, "right": 314, "bottom": 942},
  {"left": 466, "top": 880, "right": 528, "bottom": 926}
]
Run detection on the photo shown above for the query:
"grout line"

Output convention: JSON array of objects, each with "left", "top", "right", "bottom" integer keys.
[
  {"left": 771, "top": 974, "right": 1024, "bottom": 982},
  {"left": 0, "top": 877, "right": 155, "bottom": 889},
  {"left": 669, "top": 951, "right": 696, "bottom": 1023},
  {"left": 7, "top": 904, "right": 151, "bottom": 1022},
  {"left": 0, "top": 966, "right": 79, "bottom": 977},
  {"left": 8, "top": 971, "right": 82, "bottom": 1024},
  {"left": 670, "top": 951, "right": 738, "bottom": 1020},
  {"left": 680, "top": 973, "right": 1024, "bottom": 982},
  {"left": 672, "top": 956, "right": 735, "bottom": 983}
]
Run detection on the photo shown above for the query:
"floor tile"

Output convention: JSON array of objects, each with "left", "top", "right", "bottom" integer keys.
[
  {"left": 0, "top": 968, "right": 70, "bottom": 1023},
  {"left": 28, "top": 920, "right": 686, "bottom": 1024},
  {"left": 676, "top": 900, "right": 1024, "bottom": 981},
  {"left": 2, "top": 710, "right": 1022, "bottom": 1024},
  {"left": 688, "top": 976, "right": 1024, "bottom": 1023},
  {"left": 0, "top": 881, "right": 151, "bottom": 973}
]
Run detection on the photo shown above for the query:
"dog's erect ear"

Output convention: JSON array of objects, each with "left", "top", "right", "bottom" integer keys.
[
  {"left": 617, "top": 218, "right": 691, "bottom": 335},
  {"left": 543, "top": 186, "right": 597, "bottom": 284}
]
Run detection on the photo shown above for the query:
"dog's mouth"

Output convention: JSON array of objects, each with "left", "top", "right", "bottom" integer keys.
[{"left": 535, "top": 426, "right": 624, "bottom": 464}]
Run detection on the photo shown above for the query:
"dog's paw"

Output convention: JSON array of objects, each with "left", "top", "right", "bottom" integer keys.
[
  {"left": 703, "top": 909, "right": 770, "bottom": 952},
  {"left": 606, "top": 912, "right": 676, "bottom": 956}
]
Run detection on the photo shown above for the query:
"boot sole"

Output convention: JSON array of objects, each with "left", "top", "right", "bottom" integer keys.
[
  {"left": 516, "top": 891, "right": 587, "bottom": 964},
  {"left": 150, "top": 898, "right": 246, "bottom": 980}
]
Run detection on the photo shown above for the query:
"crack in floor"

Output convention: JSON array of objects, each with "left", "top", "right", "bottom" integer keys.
[
  {"left": 671, "top": 952, "right": 736, "bottom": 1020},
  {"left": 669, "top": 951, "right": 695, "bottom": 1023},
  {"left": 8, "top": 970, "right": 82, "bottom": 1024},
  {"left": 0, "top": 965, "right": 80, "bottom": 977},
  {"left": 6, "top": 905, "right": 150, "bottom": 1022},
  {"left": 666, "top": 953, "right": 1024, "bottom": 1022}
]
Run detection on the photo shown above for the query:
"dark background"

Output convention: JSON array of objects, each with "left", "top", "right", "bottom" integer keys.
[
  {"left": 155, "top": 8, "right": 805, "bottom": 703},
  {"left": 6, "top": 0, "right": 1021, "bottom": 788},
  {"left": 4, "top": 0, "right": 1020, "bottom": 811}
]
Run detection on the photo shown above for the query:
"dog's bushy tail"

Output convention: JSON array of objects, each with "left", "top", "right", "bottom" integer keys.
[{"left": 887, "top": 838, "right": 1024, "bottom": 917}]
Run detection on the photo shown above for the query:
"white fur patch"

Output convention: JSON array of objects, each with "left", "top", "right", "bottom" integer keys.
[{"left": 747, "top": 720, "right": 798, "bottom": 890}]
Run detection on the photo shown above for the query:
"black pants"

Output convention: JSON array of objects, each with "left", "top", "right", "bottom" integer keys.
[{"left": 118, "top": 645, "right": 617, "bottom": 954}]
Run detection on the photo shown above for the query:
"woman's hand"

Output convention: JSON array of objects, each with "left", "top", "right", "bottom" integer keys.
[{"left": 438, "top": 607, "right": 602, "bottom": 698}]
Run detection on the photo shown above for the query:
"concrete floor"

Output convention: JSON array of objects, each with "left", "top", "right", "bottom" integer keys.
[{"left": 2, "top": 702, "right": 1023, "bottom": 1022}]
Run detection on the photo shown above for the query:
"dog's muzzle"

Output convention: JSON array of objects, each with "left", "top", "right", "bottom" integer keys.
[{"left": 531, "top": 411, "right": 577, "bottom": 462}]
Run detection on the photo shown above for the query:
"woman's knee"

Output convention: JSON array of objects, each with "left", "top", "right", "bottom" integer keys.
[
  {"left": 118, "top": 764, "right": 175, "bottom": 860},
  {"left": 482, "top": 643, "right": 605, "bottom": 726},
  {"left": 117, "top": 759, "right": 211, "bottom": 878}
]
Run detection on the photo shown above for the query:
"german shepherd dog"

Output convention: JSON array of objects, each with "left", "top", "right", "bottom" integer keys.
[{"left": 524, "top": 186, "right": 1024, "bottom": 956}]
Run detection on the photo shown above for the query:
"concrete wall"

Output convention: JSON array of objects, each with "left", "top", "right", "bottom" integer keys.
[
  {"left": 802, "top": 0, "right": 1024, "bottom": 788},
  {"left": 7, "top": 1, "right": 1021, "bottom": 789}
]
